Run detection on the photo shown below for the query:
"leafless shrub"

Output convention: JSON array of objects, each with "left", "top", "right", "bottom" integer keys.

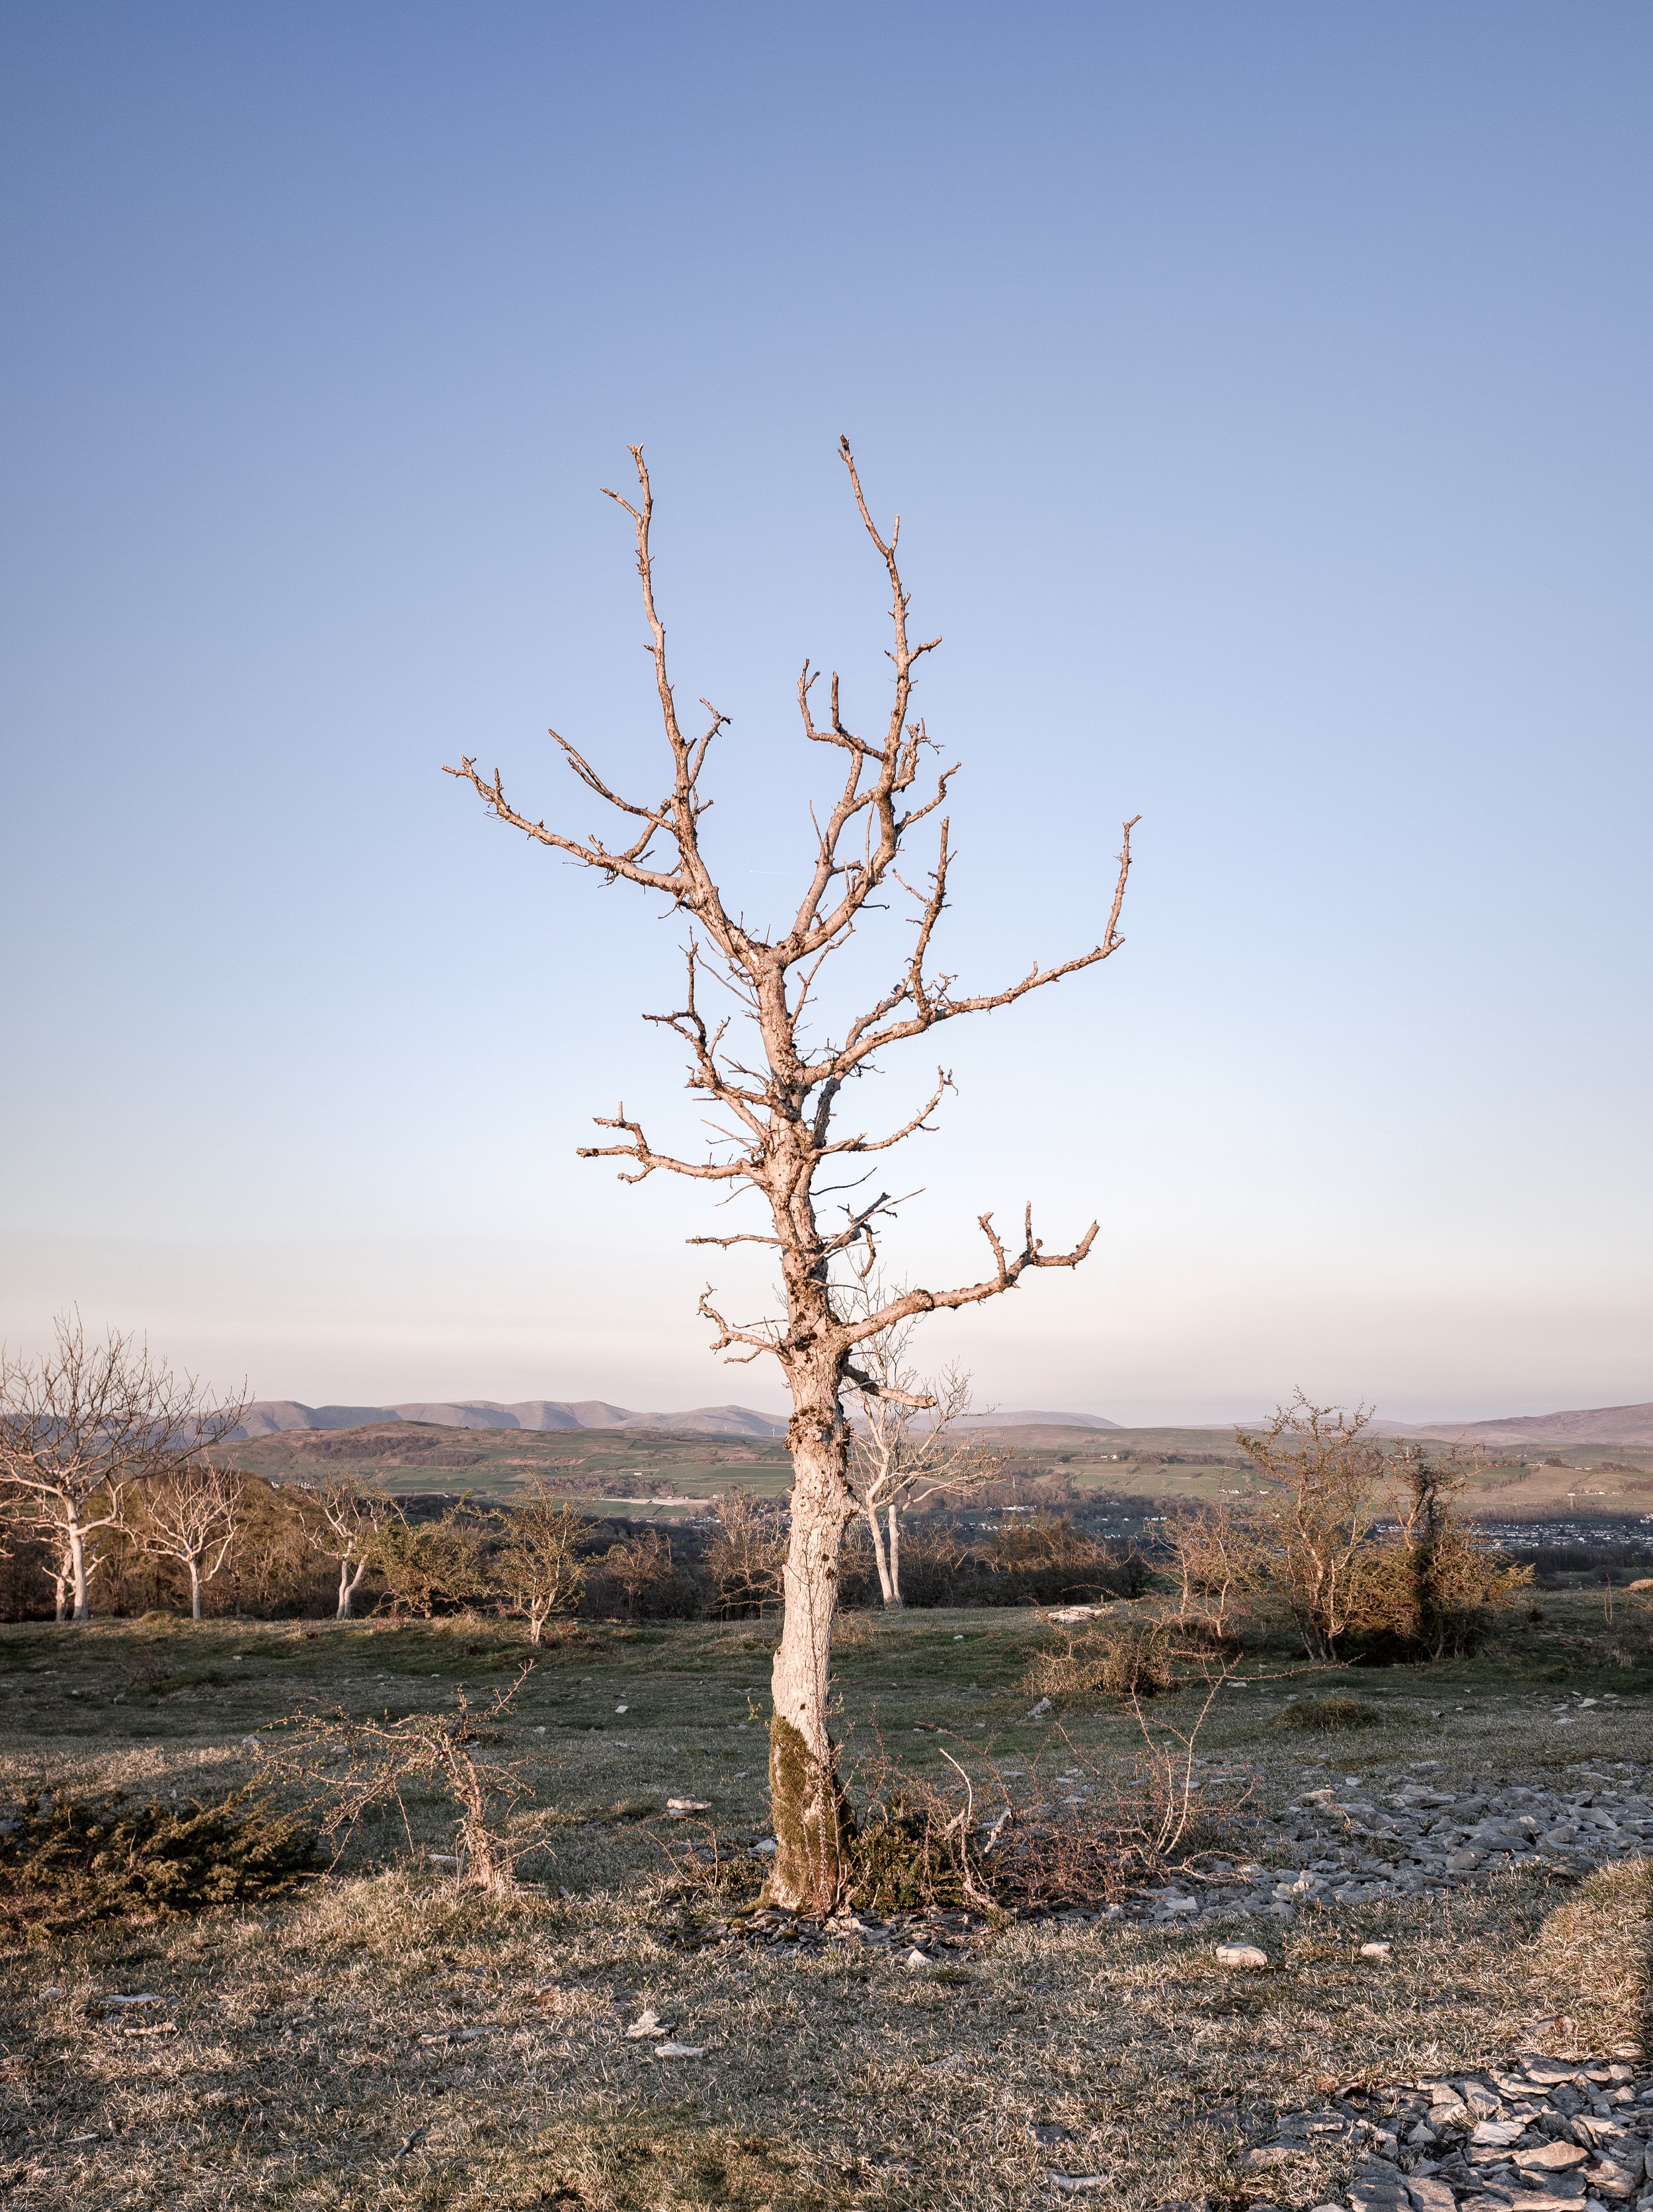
[
  {"left": 706, "top": 1492, "right": 786, "bottom": 1618},
  {"left": 261, "top": 1667, "right": 545, "bottom": 1894},
  {"left": 596, "top": 1528, "right": 680, "bottom": 1620},
  {"left": 1235, "top": 1394, "right": 1388, "bottom": 1659},
  {"left": 832, "top": 1675, "right": 1235, "bottom": 1916},
  {"left": 1161, "top": 1493, "right": 1264, "bottom": 1638},
  {"left": 980, "top": 1685, "right": 1238, "bottom": 1912}
]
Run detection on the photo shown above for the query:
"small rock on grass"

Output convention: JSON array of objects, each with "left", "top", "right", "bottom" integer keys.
[
  {"left": 1215, "top": 1942, "right": 1270, "bottom": 1970},
  {"left": 651, "top": 2041, "right": 707, "bottom": 2059},
  {"left": 666, "top": 1797, "right": 711, "bottom": 1815},
  {"left": 1359, "top": 1940, "right": 1392, "bottom": 1959},
  {"left": 903, "top": 1947, "right": 935, "bottom": 1971},
  {"left": 624, "top": 2009, "right": 674, "bottom": 2039},
  {"left": 1049, "top": 2177, "right": 1109, "bottom": 2195}
]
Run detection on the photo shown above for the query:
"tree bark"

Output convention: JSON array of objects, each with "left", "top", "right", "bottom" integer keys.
[
  {"left": 188, "top": 1558, "right": 203, "bottom": 1622},
  {"left": 766, "top": 1389, "right": 856, "bottom": 1913},
  {"left": 886, "top": 1503, "right": 903, "bottom": 1607}
]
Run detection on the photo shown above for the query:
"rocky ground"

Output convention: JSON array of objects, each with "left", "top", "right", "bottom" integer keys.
[
  {"left": 1126, "top": 1751, "right": 1653, "bottom": 1926},
  {"left": 1238, "top": 2053, "right": 1652, "bottom": 2212}
]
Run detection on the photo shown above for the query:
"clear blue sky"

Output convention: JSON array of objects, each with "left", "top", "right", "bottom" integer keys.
[{"left": 3, "top": 2, "right": 1649, "bottom": 1423}]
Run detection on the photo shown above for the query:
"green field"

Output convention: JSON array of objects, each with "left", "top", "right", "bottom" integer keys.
[
  {"left": 0, "top": 1595, "right": 1648, "bottom": 2208},
  {"left": 225, "top": 1419, "right": 1653, "bottom": 1524}
]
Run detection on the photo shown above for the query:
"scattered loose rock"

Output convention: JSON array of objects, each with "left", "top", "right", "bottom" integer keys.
[{"left": 1217, "top": 1943, "right": 1271, "bottom": 1970}]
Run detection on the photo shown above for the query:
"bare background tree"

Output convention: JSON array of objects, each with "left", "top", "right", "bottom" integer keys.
[
  {"left": 0, "top": 1312, "right": 247, "bottom": 1624},
  {"left": 447, "top": 440, "right": 1136, "bottom": 1909},
  {"left": 488, "top": 1485, "right": 588, "bottom": 1643},
  {"left": 706, "top": 1490, "right": 787, "bottom": 1616},
  {"left": 294, "top": 1478, "right": 388, "bottom": 1620},
  {"left": 130, "top": 1462, "right": 244, "bottom": 1622},
  {"left": 844, "top": 1310, "right": 1003, "bottom": 1607}
]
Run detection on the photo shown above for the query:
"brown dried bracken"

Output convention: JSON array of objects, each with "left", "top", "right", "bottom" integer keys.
[{"left": 445, "top": 441, "right": 1137, "bottom": 1911}]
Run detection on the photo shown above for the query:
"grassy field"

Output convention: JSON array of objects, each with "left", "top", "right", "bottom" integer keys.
[{"left": 0, "top": 1599, "right": 1648, "bottom": 2209}]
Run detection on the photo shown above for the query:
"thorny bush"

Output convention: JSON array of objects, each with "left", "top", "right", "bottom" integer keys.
[
  {"left": 261, "top": 1665, "right": 549, "bottom": 1894},
  {"left": 1021, "top": 1619, "right": 1178, "bottom": 1703}
]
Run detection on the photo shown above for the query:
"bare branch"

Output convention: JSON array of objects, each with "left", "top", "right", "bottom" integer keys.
[{"left": 577, "top": 1105, "right": 750, "bottom": 1185}]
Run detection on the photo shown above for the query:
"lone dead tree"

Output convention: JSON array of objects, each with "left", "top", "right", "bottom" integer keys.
[
  {"left": 0, "top": 1311, "right": 247, "bottom": 1623},
  {"left": 446, "top": 440, "right": 1136, "bottom": 1911}
]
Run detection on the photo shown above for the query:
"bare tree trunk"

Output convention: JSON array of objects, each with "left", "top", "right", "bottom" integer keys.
[
  {"left": 866, "top": 1500, "right": 895, "bottom": 1605},
  {"left": 886, "top": 1503, "right": 903, "bottom": 1607},
  {"left": 768, "top": 1388, "right": 856, "bottom": 1913},
  {"left": 67, "top": 1514, "right": 89, "bottom": 1623},
  {"left": 338, "top": 1556, "right": 368, "bottom": 1620},
  {"left": 188, "top": 1556, "right": 203, "bottom": 1622}
]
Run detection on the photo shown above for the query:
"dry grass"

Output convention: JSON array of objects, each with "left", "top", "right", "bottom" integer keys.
[
  {"left": 1276, "top": 1692, "right": 1383, "bottom": 1731},
  {"left": 0, "top": 1597, "right": 1644, "bottom": 2207},
  {"left": 1525, "top": 1856, "right": 1653, "bottom": 2056}
]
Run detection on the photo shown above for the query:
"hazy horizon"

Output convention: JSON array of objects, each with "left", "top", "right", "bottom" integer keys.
[{"left": 4, "top": 4, "right": 1649, "bottom": 1425}]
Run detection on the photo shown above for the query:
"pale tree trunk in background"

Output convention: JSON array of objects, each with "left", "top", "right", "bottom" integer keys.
[
  {"left": 67, "top": 1515, "right": 91, "bottom": 1623},
  {"left": 447, "top": 441, "right": 1137, "bottom": 1913},
  {"left": 866, "top": 1502, "right": 897, "bottom": 1606},
  {"left": 339, "top": 1554, "right": 370, "bottom": 1620}
]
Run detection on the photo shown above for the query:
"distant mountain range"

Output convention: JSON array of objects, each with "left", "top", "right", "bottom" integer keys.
[
  {"left": 230, "top": 1398, "right": 1128, "bottom": 1442},
  {"left": 229, "top": 1395, "right": 1652, "bottom": 1448}
]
